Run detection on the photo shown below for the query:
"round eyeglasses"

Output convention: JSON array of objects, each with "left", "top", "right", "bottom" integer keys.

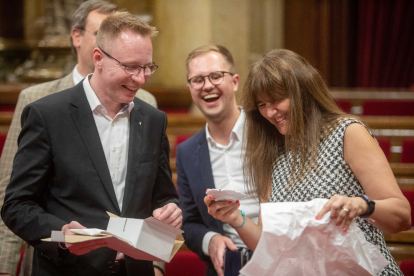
[
  {"left": 98, "top": 46, "right": 158, "bottom": 76},
  {"left": 187, "top": 71, "right": 234, "bottom": 89}
]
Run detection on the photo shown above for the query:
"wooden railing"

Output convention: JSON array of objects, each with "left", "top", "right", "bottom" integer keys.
[
  {"left": 1, "top": 84, "right": 412, "bottom": 113},
  {"left": 384, "top": 230, "right": 414, "bottom": 264}
]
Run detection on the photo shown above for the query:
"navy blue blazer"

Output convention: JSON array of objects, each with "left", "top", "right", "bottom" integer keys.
[{"left": 176, "top": 128, "right": 224, "bottom": 265}]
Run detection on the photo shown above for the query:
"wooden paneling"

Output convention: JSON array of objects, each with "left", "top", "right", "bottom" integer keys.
[
  {"left": 285, "top": 0, "right": 320, "bottom": 69},
  {"left": 145, "top": 86, "right": 192, "bottom": 110},
  {"left": 386, "top": 243, "right": 414, "bottom": 263},
  {"left": 0, "top": 0, "right": 24, "bottom": 39},
  {"left": 284, "top": 0, "right": 358, "bottom": 86},
  {"left": 0, "top": 83, "right": 32, "bottom": 104},
  {"left": 385, "top": 230, "right": 414, "bottom": 244}
]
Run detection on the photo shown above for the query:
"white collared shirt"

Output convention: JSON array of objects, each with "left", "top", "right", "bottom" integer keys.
[
  {"left": 72, "top": 65, "right": 84, "bottom": 85},
  {"left": 202, "top": 109, "right": 260, "bottom": 255},
  {"left": 83, "top": 74, "right": 134, "bottom": 211}
]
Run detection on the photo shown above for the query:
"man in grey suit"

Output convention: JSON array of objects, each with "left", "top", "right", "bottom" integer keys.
[{"left": 0, "top": 3, "right": 170, "bottom": 276}]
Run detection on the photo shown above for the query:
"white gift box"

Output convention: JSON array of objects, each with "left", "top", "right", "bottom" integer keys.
[{"left": 43, "top": 212, "right": 184, "bottom": 262}]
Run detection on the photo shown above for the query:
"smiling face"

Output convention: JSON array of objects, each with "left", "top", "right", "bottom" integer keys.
[
  {"left": 92, "top": 30, "right": 153, "bottom": 110},
  {"left": 187, "top": 51, "right": 239, "bottom": 123},
  {"left": 257, "top": 97, "right": 290, "bottom": 135}
]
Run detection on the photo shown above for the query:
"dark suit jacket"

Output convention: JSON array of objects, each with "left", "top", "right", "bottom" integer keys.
[
  {"left": 1, "top": 81, "right": 179, "bottom": 276},
  {"left": 176, "top": 128, "right": 224, "bottom": 275}
]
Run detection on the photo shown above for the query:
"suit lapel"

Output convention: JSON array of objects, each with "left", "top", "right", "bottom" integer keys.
[
  {"left": 195, "top": 130, "right": 223, "bottom": 230},
  {"left": 195, "top": 129, "right": 215, "bottom": 191},
  {"left": 121, "top": 100, "right": 143, "bottom": 216},
  {"left": 69, "top": 82, "right": 120, "bottom": 213}
]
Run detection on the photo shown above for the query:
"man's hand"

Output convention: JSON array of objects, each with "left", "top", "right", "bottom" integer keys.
[
  {"left": 154, "top": 266, "right": 164, "bottom": 276},
  {"left": 61, "top": 221, "right": 108, "bottom": 255},
  {"left": 152, "top": 203, "right": 182, "bottom": 228},
  {"left": 208, "top": 234, "right": 238, "bottom": 276}
]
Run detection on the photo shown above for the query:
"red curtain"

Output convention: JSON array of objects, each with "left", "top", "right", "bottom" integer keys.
[{"left": 356, "top": 0, "right": 414, "bottom": 88}]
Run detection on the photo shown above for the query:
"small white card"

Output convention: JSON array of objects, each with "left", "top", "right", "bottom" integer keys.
[{"left": 206, "top": 188, "right": 246, "bottom": 202}]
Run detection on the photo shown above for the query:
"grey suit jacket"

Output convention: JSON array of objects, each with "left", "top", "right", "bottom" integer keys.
[{"left": 1, "top": 81, "right": 177, "bottom": 276}]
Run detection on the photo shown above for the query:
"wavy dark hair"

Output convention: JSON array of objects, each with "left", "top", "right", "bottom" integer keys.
[{"left": 242, "top": 49, "right": 348, "bottom": 200}]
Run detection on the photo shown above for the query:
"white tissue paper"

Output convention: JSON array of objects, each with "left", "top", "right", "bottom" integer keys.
[
  {"left": 240, "top": 198, "right": 389, "bottom": 276},
  {"left": 69, "top": 228, "right": 108, "bottom": 236}
]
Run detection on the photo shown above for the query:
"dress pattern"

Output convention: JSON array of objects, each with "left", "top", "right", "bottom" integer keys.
[{"left": 269, "top": 118, "right": 402, "bottom": 275}]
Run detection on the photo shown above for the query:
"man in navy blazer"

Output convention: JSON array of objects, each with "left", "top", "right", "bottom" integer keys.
[
  {"left": 177, "top": 45, "right": 259, "bottom": 276},
  {"left": 2, "top": 12, "right": 181, "bottom": 276}
]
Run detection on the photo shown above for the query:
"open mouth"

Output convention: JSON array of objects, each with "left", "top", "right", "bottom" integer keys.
[
  {"left": 275, "top": 116, "right": 287, "bottom": 123},
  {"left": 203, "top": 93, "right": 220, "bottom": 103},
  {"left": 123, "top": 85, "right": 139, "bottom": 91}
]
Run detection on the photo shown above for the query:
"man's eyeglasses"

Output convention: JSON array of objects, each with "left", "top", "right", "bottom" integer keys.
[
  {"left": 98, "top": 46, "right": 158, "bottom": 76},
  {"left": 79, "top": 28, "right": 97, "bottom": 37},
  {"left": 187, "top": 71, "right": 234, "bottom": 89}
]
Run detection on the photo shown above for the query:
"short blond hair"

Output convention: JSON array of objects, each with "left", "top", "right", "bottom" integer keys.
[
  {"left": 185, "top": 44, "right": 235, "bottom": 76},
  {"left": 96, "top": 11, "right": 158, "bottom": 48}
]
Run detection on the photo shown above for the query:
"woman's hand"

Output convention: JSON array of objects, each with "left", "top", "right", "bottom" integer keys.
[
  {"left": 204, "top": 195, "right": 241, "bottom": 227},
  {"left": 315, "top": 194, "right": 368, "bottom": 232}
]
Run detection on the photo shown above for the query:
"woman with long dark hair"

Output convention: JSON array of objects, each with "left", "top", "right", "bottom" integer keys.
[{"left": 205, "top": 49, "right": 411, "bottom": 275}]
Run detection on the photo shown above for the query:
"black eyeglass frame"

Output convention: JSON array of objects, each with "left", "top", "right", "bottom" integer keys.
[
  {"left": 98, "top": 46, "right": 158, "bottom": 76},
  {"left": 187, "top": 71, "right": 235, "bottom": 89}
]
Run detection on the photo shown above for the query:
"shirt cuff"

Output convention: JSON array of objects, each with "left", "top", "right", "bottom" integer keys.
[{"left": 202, "top": 231, "right": 220, "bottom": 256}]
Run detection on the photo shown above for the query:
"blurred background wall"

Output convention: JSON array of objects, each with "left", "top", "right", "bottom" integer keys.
[
  {"left": 1, "top": 4, "right": 414, "bottom": 271},
  {"left": 0, "top": 0, "right": 412, "bottom": 89}
]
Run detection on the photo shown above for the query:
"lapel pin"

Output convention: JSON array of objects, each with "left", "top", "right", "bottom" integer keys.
[{"left": 139, "top": 121, "right": 142, "bottom": 125}]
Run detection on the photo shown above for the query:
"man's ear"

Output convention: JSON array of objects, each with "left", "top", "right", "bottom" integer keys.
[
  {"left": 93, "top": 48, "right": 103, "bottom": 69},
  {"left": 232, "top": 74, "right": 240, "bottom": 92},
  {"left": 71, "top": 28, "right": 82, "bottom": 48}
]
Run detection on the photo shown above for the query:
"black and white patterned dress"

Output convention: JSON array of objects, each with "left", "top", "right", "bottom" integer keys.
[{"left": 269, "top": 118, "right": 402, "bottom": 275}]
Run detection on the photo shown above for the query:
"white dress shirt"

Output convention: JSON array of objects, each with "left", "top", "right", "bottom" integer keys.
[
  {"left": 202, "top": 109, "right": 260, "bottom": 255},
  {"left": 72, "top": 65, "right": 84, "bottom": 85},
  {"left": 83, "top": 74, "right": 133, "bottom": 212}
]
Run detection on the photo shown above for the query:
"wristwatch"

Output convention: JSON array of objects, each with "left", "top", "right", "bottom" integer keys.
[{"left": 359, "top": 194, "right": 376, "bottom": 218}]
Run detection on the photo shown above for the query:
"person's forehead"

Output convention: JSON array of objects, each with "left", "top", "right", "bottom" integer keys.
[
  {"left": 117, "top": 31, "right": 152, "bottom": 50},
  {"left": 188, "top": 52, "right": 230, "bottom": 75},
  {"left": 107, "top": 31, "right": 153, "bottom": 63},
  {"left": 86, "top": 10, "right": 109, "bottom": 30}
]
